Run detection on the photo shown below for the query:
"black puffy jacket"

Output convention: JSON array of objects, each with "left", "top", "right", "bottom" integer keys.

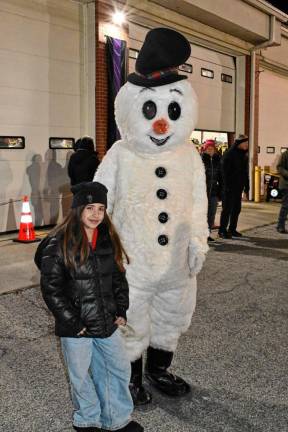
[
  {"left": 34, "top": 223, "right": 129, "bottom": 338},
  {"left": 201, "top": 152, "right": 222, "bottom": 198}
]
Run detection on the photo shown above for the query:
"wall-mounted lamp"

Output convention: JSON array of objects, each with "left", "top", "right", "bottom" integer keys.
[{"left": 112, "top": 10, "right": 126, "bottom": 26}]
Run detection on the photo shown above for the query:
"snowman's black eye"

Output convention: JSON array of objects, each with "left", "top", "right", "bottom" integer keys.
[
  {"left": 168, "top": 102, "right": 181, "bottom": 120},
  {"left": 142, "top": 100, "right": 157, "bottom": 120}
]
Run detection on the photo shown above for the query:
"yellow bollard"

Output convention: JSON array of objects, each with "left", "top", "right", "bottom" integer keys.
[{"left": 254, "top": 166, "right": 261, "bottom": 203}]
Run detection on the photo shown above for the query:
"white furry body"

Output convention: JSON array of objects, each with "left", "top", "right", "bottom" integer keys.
[
  {"left": 95, "top": 139, "right": 208, "bottom": 360},
  {"left": 95, "top": 80, "right": 208, "bottom": 360}
]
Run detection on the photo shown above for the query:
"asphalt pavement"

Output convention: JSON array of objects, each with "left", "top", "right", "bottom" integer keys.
[{"left": 0, "top": 204, "right": 287, "bottom": 431}]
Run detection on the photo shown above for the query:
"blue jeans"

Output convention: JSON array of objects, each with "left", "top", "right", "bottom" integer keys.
[{"left": 61, "top": 329, "right": 133, "bottom": 430}]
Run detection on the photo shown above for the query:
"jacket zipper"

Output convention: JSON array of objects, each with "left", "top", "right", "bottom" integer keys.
[{"left": 93, "top": 254, "right": 109, "bottom": 337}]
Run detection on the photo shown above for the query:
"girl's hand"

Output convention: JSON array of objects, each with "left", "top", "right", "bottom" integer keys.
[
  {"left": 77, "top": 327, "right": 87, "bottom": 336},
  {"left": 114, "top": 317, "right": 126, "bottom": 326}
]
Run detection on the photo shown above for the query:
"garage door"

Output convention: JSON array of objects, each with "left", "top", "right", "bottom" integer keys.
[{"left": 258, "top": 68, "right": 288, "bottom": 170}]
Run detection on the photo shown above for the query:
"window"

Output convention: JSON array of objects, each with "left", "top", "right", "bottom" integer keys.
[
  {"left": 49, "top": 137, "right": 75, "bottom": 149},
  {"left": 179, "top": 63, "right": 193, "bottom": 74},
  {"left": 221, "top": 73, "right": 233, "bottom": 83},
  {"left": 281, "top": 147, "right": 288, "bottom": 153},
  {"left": 0, "top": 136, "right": 25, "bottom": 149},
  {"left": 201, "top": 68, "right": 214, "bottom": 79},
  {"left": 129, "top": 48, "right": 139, "bottom": 59},
  {"left": 266, "top": 146, "right": 275, "bottom": 154}
]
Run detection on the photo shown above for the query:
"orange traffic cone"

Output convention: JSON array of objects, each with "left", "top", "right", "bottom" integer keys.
[{"left": 14, "top": 196, "right": 39, "bottom": 243}]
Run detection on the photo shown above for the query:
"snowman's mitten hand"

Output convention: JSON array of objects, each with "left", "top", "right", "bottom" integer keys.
[{"left": 188, "top": 242, "right": 208, "bottom": 276}]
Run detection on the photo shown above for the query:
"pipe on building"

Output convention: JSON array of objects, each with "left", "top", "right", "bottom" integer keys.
[
  {"left": 248, "top": 15, "right": 277, "bottom": 200},
  {"left": 254, "top": 166, "right": 262, "bottom": 202}
]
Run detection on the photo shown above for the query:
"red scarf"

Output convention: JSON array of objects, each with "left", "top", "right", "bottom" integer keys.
[{"left": 91, "top": 228, "right": 98, "bottom": 251}]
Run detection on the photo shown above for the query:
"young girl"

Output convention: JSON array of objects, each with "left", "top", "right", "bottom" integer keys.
[{"left": 34, "top": 181, "right": 143, "bottom": 432}]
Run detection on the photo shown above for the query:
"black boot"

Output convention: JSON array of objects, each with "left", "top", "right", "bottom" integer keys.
[
  {"left": 73, "top": 426, "right": 101, "bottom": 431},
  {"left": 145, "top": 347, "right": 190, "bottom": 397},
  {"left": 218, "top": 229, "right": 232, "bottom": 239},
  {"left": 102, "top": 420, "right": 144, "bottom": 432},
  {"left": 228, "top": 229, "right": 242, "bottom": 237},
  {"left": 129, "top": 357, "right": 152, "bottom": 406}
]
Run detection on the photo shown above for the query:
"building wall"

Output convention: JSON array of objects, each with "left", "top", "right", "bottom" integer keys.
[
  {"left": 258, "top": 68, "right": 288, "bottom": 171},
  {"left": 0, "top": 0, "right": 84, "bottom": 232},
  {"left": 261, "top": 31, "right": 288, "bottom": 72},
  {"left": 151, "top": 0, "right": 278, "bottom": 44},
  {"left": 96, "top": 1, "right": 128, "bottom": 159}
]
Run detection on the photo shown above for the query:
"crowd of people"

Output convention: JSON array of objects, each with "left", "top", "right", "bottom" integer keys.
[
  {"left": 201, "top": 135, "right": 288, "bottom": 239},
  {"left": 201, "top": 134, "right": 250, "bottom": 242}
]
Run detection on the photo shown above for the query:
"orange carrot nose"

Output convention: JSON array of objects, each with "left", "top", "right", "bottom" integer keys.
[{"left": 152, "top": 118, "right": 169, "bottom": 135}]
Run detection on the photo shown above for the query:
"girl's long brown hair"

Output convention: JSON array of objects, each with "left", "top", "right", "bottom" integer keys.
[{"left": 49, "top": 206, "right": 129, "bottom": 272}]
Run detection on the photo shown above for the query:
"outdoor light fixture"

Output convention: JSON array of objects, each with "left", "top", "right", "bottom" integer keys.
[{"left": 112, "top": 10, "right": 126, "bottom": 25}]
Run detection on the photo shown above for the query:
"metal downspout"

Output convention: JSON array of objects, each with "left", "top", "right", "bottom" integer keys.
[{"left": 248, "top": 15, "right": 277, "bottom": 200}]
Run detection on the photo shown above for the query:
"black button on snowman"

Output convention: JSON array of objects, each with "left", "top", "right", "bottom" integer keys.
[
  {"left": 156, "top": 189, "right": 167, "bottom": 199},
  {"left": 158, "top": 212, "right": 168, "bottom": 223},
  {"left": 158, "top": 234, "right": 169, "bottom": 246},
  {"left": 155, "top": 167, "right": 167, "bottom": 178}
]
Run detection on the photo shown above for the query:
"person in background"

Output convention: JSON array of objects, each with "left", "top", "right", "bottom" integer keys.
[
  {"left": 201, "top": 139, "right": 222, "bottom": 242},
  {"left": 218, "top": 134, "right": 249, "bottom": 239},
  {"left": 276, "top": 148, "right": 288, "bottom": 233},
  {"left": 73, "top": 137, "right": 82, "bottom": 152},
  {"left": 34, "top": 181, "right": 143, "bottom": 432},
  {"left": 68, "top": 136, "right": 100, "bottom": 186}
]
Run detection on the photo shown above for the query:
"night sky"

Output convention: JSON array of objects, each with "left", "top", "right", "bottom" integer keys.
[{"left": 266, "top": 1, "right": 288, "bottom": 15}]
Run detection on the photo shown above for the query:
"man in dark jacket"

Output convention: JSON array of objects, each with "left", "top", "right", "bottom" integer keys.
[
  {"left": 218, "top": 134, "right": 249, "bottom": 239},
  {"left": 201, "top": 139, "right": 222, "bottom": 242},
  {"left": 276, "top": 148, "right": 288, "bottom": 233},
  {"left": 68, "top": 136, "right": 100, "bottom": 185}
]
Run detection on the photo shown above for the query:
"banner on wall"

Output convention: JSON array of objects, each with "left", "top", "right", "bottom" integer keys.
[{"left": 106, "top": 36, "right": 127, "bottom": 149}]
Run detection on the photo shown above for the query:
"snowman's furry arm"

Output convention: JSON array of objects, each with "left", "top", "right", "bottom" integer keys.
[
  {"left": 188, "top": 149, "right": 209, "bottom": 276},
  {"left": 93, "top": 142, "right": 120, "bottom": 215}
]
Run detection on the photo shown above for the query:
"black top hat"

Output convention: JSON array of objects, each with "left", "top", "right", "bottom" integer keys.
[
  {"left": 127, "top": 27, "right": 191, "bottom": 87},
  {"left": 71, "top": 181, "right": 108, "bottom": 208}
]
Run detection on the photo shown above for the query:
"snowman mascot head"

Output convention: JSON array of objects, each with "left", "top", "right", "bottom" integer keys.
[{"left": 115, "top": 28, "right": 198, "bottom": 155}]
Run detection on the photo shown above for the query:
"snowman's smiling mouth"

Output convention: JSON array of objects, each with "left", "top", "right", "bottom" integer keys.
[{"left": 149, "top": 135, "right": 171, "bottom": 146}]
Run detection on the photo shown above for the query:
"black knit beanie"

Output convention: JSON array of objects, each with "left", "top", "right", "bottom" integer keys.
[
  {"left": 235, "top": 134, "right": 248, "bottom": 145},
  {"left": 71, "top": 182, "right": 108, "bottom": 208}
]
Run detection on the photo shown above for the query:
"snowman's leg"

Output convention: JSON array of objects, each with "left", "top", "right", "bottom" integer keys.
[
  {"left": 124, "top": 286, "right": 153, "bottom": 405},
  {"left": 145, "top": 278, "right": 197, "bottom": 396}
]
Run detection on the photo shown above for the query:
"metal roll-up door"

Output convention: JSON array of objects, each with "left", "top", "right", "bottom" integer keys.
[{"left": 258, "top": 68, "right": 288, "bottom": 170}]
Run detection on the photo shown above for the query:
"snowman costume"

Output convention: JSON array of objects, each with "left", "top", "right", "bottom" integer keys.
[{"left": 94, "top": 28, "right": 208, "bottom": 403}]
